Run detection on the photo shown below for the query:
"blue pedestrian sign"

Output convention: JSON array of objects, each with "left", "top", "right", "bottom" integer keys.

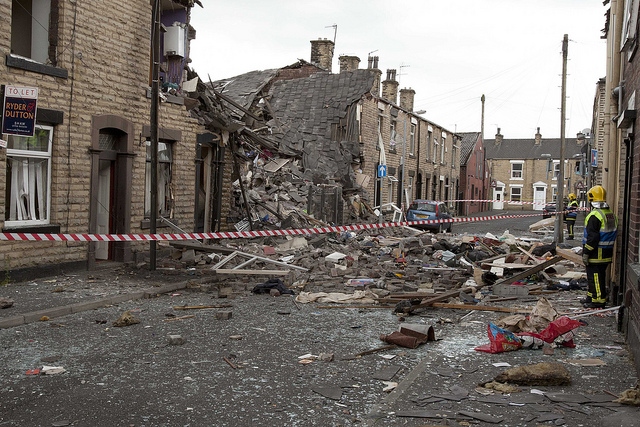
[{"left": 377, "top": 164, "right": 387, "bottom": 178}]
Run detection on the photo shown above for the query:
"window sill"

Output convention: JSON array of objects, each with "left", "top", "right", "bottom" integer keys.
[
  {"left": 6, "top": 55, "right": 68, "bottom": 79},
  {"left": 3, "top": 223, "right": 61, "bottom": 234}
]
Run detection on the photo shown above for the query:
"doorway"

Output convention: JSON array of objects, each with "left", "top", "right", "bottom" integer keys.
[
  {"left": 492, "top": 181, "right": 505, "bottom": 210},
  {"left": 96, "top": 159, "right": 113, "bottom": 260},
  {"left": 532, "top": 182, "right": 547, "bottom": 211},
  {"left": 89, "top": 115, "right": 134, "bottom": 267}
]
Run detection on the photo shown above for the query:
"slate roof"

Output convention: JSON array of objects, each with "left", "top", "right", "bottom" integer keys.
[
  {"left": 484, "top": 137, "right": 586, "bottom": 160},
  {"left": 209, "top": 69, "right": 279, "bottom": 112},
  {"left": 459, "top": 132, "right": 481, "bottom": 165},
  {"left": 266, "top": 68, "right": 377, "bottom": 183}
]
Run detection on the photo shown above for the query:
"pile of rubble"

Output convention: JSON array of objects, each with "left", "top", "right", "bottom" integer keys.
[{"left": 164, "top": 226, "right": 586, "bottom": 315}]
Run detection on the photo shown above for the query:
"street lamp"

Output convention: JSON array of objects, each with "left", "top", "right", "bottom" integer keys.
[{"left": 400, "top": 109, "right": 426, "bottom": 215}]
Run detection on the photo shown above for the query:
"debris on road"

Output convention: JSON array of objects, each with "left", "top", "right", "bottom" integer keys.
[
  {"left": 112, "top": 310, "right": 140, "bottom": 327},
  {"left": 492, "top": 362, "right": 571, "bottom": 386}
]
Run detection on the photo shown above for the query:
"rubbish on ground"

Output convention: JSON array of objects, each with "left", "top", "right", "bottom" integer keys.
[
  {"left": 475, "top": 323, "right": 523, "bottom": 353},
  {"left": 41, "top": 365, "right": 66, "bottom": 375},
  {"left": 112, "top": 310, "right": 140, "bottom": 327},
  {"left": 493, "top": 362, "right": 571, "bottom": 386},
  {"left": 312, "top": 386, "right": 342, "bottom": 400},
  {"left": 168, "top": 334, "right": 185, "bottom": 345},
  {"left": 296, "top": 290, "right": 378, "bottom": 304},
  {"left": 615, "top": 386, "right": 640, "bottom": 405},
  {"left": 341, "top": 344, "right": 398, "bottom": 360},
  {"left": 39, "top": 316, "right": 49, "bottom": 322},
  {"left": 252, "top": 278, "right": 295, "bottom": 295},
  {"left": 223, "top": 356, "right": 238, "bottom": 369},
  {"left": 517, "top": 316, "right": 584, "bottom": 348},
  {"left": 25, "top": 368, "right": 41, "bottom": 375},
  {"left": 372, "top": 365, "right": 402, "bottom": 381},
  {"left": 432, "top": 302, "right": 529, "bottom": 313},
  {"left": 564, "top": 358, "right": 606, "bottom": 366},
  {"left": 164, "top": 315, "right": 195, "bottom": 322},
  {"left": 492, "top": 362, "right": 511, "bottom": 367},
  {"left": 380, "top": 324, "right": 435, "bottom": 348},
  {"left": 173, "top": 304, "right": 232, "bottom": 310},
  {"left": 382, "top": 381, "right": 398, "bottom": 392},
  {"left": 480, "top": 380, "right": 521, "bottom": 394},
  {"left": 215, "top": 311, "right": 233, "bottom": 320}
]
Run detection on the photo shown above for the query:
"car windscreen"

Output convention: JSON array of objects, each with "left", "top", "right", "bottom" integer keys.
[{"left": 411, "top": 203, "right": 436, "bottom": 212}]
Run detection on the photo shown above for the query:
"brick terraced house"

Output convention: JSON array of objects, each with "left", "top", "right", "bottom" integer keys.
[{"left": 1, "top": 0, "right": 211, "bottom": 276}]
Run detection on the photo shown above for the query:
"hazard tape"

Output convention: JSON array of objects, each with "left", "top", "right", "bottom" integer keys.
[
  {"left": 0, "top": 209, "right": 582, "bottom": 242},
  {"left": 438, "top": 199, "right": 589, "bottom": 206}
]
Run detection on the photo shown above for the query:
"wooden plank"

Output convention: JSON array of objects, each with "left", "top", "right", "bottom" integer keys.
[
  {"left": 518, "top": 246, "right": 543, "bottom": 264},
  {"left": 170, "top": 241, "right": 236, "bottom": 254},
  {"left": 431, "top": 302, "right": 531, "bottom": 313},
  {"left": 481, "top": 262, "right": 533, "bottom": 269},
  {"left": 556, "top": 247, "right": 584, "bottom": 266},
  {"left": 214, "top": 269, "right": 291, "bottom": 276},
  {"left": 491, "top": 256, "right": 562, "bottom": 287}
]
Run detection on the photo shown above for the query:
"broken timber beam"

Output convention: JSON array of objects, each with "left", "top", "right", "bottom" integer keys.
[
  {"left": 407, "top": 286, "right": 482, "bottom": 313},
  {"left": 491, "top": 255, "right": 562, "bottom": 287},
  {"left": 556, "top": 247, "right": 584, "bottom": 266},
  {"left": 431, "top": 302, "right": 531, "bottom": 314}
]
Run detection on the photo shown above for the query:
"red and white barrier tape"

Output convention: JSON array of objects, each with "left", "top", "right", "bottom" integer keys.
[{"left": 0, "top": 210, "right": 579, "bottom": 242}]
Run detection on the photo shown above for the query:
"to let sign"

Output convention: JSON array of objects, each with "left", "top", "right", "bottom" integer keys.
[{"left": 2, "top": 85, "right": 38, "bottom": 137}]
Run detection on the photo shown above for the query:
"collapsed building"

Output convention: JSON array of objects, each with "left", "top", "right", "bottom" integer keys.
[{"left": 187, "top": 39, "right": 461, "bottom": 233}]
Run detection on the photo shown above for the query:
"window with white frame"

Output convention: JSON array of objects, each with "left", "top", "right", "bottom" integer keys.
[
  {"left": 433, "top": 138, "right": 439, "bottom": 163},
  {"left": 552, "top": 186, "right": 558, "bottom": 202},
  {"left": 11, "top": 0, "right": 52, "bottom": 63},
  {"left": 510, "top": 161, "right": 524, "bottom": 179},
  {"left": 145, "top": 141, "right": 174, "bottom": 217},
  {"left": 440, "top": 135, "right": 446, "bottom": 163},
  {"left": 510, "top": 186, "right": 522, "bottom": 202},
  {"left": 409, "top": 123, "right": 416, "bottom": 155},
  {"left": 5, "top": 125, "right": 52, "bottom": 225},
  {"left": 553, "top": 161, "right": 560, "bottom": 180},
  {"left": 451, "top": 144, "right": 457, "bottom": 168},
  {"left": 408, "top": 176, "right": 414, "bottom": 200},
  {"left": 387, "top": 176, "right": 397, "bottom": 205},
  {"left": 426, "top": 130, "right": 432, "bottom": 161},
  {"left": 390, "top": 119, "right": 397, "bottom": 149}
]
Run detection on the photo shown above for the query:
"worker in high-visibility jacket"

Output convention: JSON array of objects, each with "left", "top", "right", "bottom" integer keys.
[
  {"left": 581, "top": 185, "right": 618, "bottom": 309},
  {"left": 564, "top": 193, "right": 579, "bottom": 240}
]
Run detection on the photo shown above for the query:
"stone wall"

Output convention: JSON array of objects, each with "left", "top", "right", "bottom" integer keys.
[{"left": 0, "top": 1, "right": 204, "bottom": 271}]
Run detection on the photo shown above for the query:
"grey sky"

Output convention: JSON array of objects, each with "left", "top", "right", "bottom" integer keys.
[{"left": 189, "top": 1, "right": 606, "bottom": 139}]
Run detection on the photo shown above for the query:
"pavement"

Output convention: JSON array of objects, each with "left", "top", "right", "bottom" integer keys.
[{"left": 1, "top": 226, "right": 640, "bottom": 426}]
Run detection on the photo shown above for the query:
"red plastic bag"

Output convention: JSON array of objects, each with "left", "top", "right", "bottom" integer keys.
[
  {"left": 517, "top": 316, "right": 584, "bottom": 348},
  {"left": 475, "top": 323, "right": 523, "bottom": 353}
]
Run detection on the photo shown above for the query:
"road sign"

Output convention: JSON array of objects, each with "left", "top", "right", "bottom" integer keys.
[{"left": 377, "top": 164, "right": 387, "bottom": 178}]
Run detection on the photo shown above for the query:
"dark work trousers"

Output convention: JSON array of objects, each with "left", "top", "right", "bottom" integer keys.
[
  {"left": 565, "top": 218, "right": 576, "bottom": 239},
  {"left": 586, "top": 262, "right": 609, "bottom": 304}
]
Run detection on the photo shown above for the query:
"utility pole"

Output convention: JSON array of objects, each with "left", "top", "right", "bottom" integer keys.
[
  {"left": 149, "top": 0, "right": 160, "bottom": 270},
  {"left": 555, "top": 34, "right": 568, "bottom": 244}
]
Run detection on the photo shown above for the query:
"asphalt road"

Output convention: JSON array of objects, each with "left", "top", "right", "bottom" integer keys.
[
  {"left": 453, "top": 209, "right": 582, "bottom": 245},
  {"left": 0, "top": 209, "right": 635, "bottom": 427}
]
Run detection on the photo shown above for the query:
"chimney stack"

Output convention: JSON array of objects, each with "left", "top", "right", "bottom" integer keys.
[
  {"left": 399, "top": 88, "right": 416, "bottom": 112},
  {"left": 310, "top": 38, "right": 334, "bottom": 71},
  {"left": 368, "top": 56, "right": 382, "bottom": 96},
  {"left": 338, "top": 55, "right": 360, "bottom": 73},
  {"left": 495, "top": 128, "right": 503, "bottom": 145},
  {"left": 381, "top": 69, "right": 399, "bottom": 104},
  {"left": 534, "top": 127, "right": 541, "bottom": 145}
]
